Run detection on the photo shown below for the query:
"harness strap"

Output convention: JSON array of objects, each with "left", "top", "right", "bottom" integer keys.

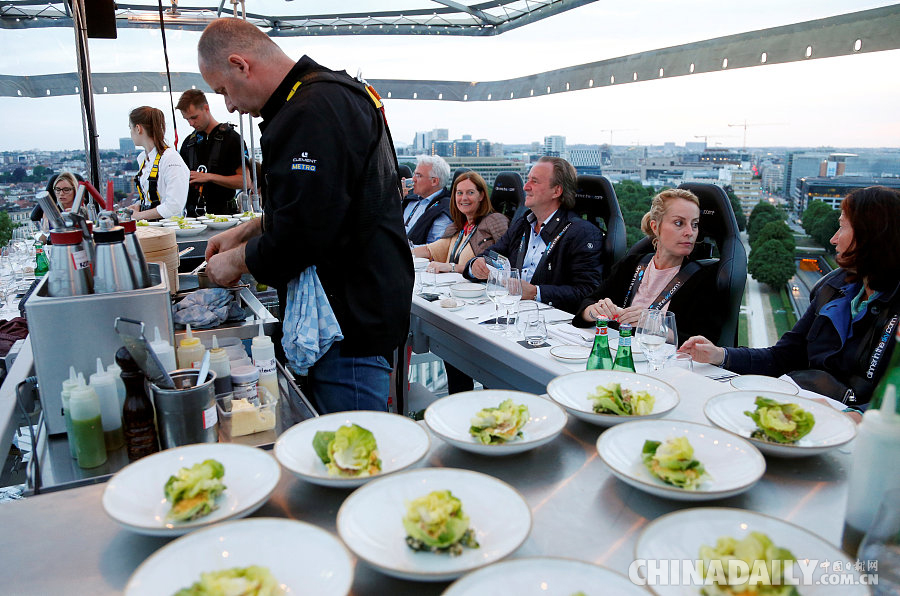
[
  {"left": 134, "top": 148, "right": 165, "bottom": 209},
  {"left": 623, "top": 253, "right": 701, "bottom": 309}
]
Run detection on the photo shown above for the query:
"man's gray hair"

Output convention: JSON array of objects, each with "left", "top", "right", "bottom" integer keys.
[{"left": 416, "top": 154, "right": 451, "bottom": 189}]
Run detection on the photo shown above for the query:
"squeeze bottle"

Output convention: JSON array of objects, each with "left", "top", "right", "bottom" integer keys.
[
  {"left": 90, "top": 358, "right": 124, "bottom": 450},
  {"left": 177, "top": 324, "right": 206, "bottom": 369},
  {"left": 106, "top": 362, "right": 126, "bottom": 408},
  {"left": 69, "top": 378, "right": 107, "bottom": 469},
  {"left": 209, "top": 335, "right": 234, "bottom": 397},
  {"left": 61, "top": 366, "right": 80, "bottom": 458},
  {"left": 149, "top": 326, "right": 177, "bottom": 373},
  {"left": 251, "top": 322, "right": 279, "bottom": 401}
]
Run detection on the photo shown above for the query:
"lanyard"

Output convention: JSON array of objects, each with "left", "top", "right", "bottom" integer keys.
[
  {"left": 866, "top": 312, "right": 899, "bottom": 380},
  {"left": 404, "top": 199, "right": 424, "bottom": 227},
  {"left": 516, "top": 221, "right": 572, "bottom": 272},
  {"left": 623, "top": 253, "right": 700, "bottom": 309},
  {"left": 449, "top": 224, "right": 478, "bottom": 264}
]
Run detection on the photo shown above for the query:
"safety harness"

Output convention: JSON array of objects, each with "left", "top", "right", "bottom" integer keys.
[{"left": 134, "top": 147, "right": 167, "bottom": 209}]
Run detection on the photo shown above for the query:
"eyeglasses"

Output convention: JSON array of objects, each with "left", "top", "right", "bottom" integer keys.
[{"left": 54, "top": 186, "right": 75, "bottom": 194}]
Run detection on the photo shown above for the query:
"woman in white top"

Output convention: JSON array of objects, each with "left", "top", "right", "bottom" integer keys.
[
  {"left": 128, "top": 106, "right": 189, "bottom": 221},
  {"left": 572, "top": 189, "right": 727, "bottom": 341}
]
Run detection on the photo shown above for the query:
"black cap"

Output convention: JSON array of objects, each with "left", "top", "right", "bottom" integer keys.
[
  {"left": 115, "top": 345, "right": 142, "bottom": 373},
  {"left": 93, "top": 225, "right": 125, "bottom": 243}
]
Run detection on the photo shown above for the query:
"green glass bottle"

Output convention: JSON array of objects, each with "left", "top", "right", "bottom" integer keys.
[
  {"left": 612, "top": 324, "right": 636, "bottom": 372},
  {"left": 587, "top": 317, "right": 614, "bottom": 370},
  {"left": 35, "top": 242, "right": 49, "bottom": 277},
  {"left": 869, "top": 326, "right": 900, "bottom": 413}
]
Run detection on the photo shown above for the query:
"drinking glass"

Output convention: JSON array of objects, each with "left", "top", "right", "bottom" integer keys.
[
  {"left": 666, "top": 352, "right": 693, "bottom": 371},
  {"left": 635, "top": 309, "right": 678, "bottom": 371},
  {"left": 485, "top": 267, "right": 509, "bottom": 331},
  {"left": 500, "top": 269, "right": 523, "bottom": 336},
  {"left": 523, "top": 311, "right": 548, "bottom": 346},
  {"left": 858, "top": 489, "right": 900, "bottom": 595},
  {"left": 516, "top": 301, "right": 539, "bottom": 336}
]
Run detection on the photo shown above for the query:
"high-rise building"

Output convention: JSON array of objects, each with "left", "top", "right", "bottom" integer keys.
[
  {"left": 569, "top": 147, "right": 602, "bottom": 175},
  {"left": 783, "top": 151, "right": 829, "bottom": 210},
  {"left": 729, "top": 168, "right": 761, "bottom": 215},
  {"left": 433, "top": 128, "right": 449, "bottom": 142},
  {"left": 543, "top": 135, "right": 566, "bottom": 158},
  {"left": 430, "top": 140, "right": 454, "bottom": 158},
  {"left": 119, "top": 137, "right": 135, "bottom": 154}
]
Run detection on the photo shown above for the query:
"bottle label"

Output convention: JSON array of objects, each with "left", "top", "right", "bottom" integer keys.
[
  {"left": 255, "top": 357, "right": 277, "bottom": 376},
  {"left": 598, "top": 327, "right": 607, "bottom": 337},
  {"left": 70, "top": 249, "right": 91, "bottom": 271},
  {"left": 619, "top": 335, "right": 631, "bottom": 347},
  {"left": 202, "top": 404, "right": 218, "bottom": 429}
]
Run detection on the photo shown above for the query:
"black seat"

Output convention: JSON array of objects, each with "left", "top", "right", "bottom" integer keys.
[
  {"left": 451, "top": 167, "right": 472, "bottom": 188},
  {"left": 626, "top": 183, "right": 747, "bottom": 346},
  {"left": 397, "top": 164, "right": 413, "bottom": 180},
  {"left": 490, "top": 171, "right": 526, "bottom": 222},
  {"left": 574, "top": 175, "right": 627, "bottom": 272}
]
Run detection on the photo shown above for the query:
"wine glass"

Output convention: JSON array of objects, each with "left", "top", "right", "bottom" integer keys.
[
  {"left": 500, "top": 269, "right": 522, "bottom": 336},
  {"left": 635, "top": 309, "right": 678, "bottom": 371},
  {"left": 485, "top": 267, "right": 509, "bottom": 331},
  {"left": 523, "top": 311, "right": 548, "bottom": 346}
]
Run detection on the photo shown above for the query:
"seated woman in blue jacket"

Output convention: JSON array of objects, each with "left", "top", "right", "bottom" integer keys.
[
  {"left": 573, "top": 188, "right": 727, "bottom": 342},
  {"left": 681, "top": 186, "right": 900, "bottom": 409}
]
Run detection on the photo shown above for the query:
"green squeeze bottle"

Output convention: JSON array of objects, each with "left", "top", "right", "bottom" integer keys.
[
  {"left": 587, "top": 316, "right": 614, "bottom": 370},
  {"left": 612, "top": 324, "right": 637, "bottom": 372},
  {"left": 69, "top": 378, "right": 108, "bottom": 469}
]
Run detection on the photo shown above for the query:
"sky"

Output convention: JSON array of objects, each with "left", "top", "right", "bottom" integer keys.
[{"left": 1, "top": 0, "right": 899, "bottom": 152}]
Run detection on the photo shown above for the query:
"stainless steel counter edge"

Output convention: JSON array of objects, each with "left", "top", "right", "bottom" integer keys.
[{"left": 0, "top": 336, "right": 35, "bottom": 465}]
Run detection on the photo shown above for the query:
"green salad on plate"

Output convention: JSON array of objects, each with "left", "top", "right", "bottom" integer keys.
[{"left": 744, "top": 397, "right": 815, "bottom": 444}]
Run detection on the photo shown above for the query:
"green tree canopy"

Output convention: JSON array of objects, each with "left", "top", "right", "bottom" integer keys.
[
  {"left": 724, "top": 186, "right": 747, "bottom": 231},
  {"left": 753, "top": 220, "right": 795, "bottom": 253},
  {"left": 749, "top": 238, "right": 795, "bottom": 290},
  {"left": 748, "top": 210, "right": 782, "bottom": 245},
  {"left": 808, "top": 209, "right": 839, "bottom": 254},
  {"left": 0, "top": 211, "right": 19, "bottom": 249},
  {"left": 613, "top": 180, "right": 655, "bottom": 248}
]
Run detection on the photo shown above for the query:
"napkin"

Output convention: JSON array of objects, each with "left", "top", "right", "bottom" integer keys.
[
  {"left": 281, "top": 266, "right": 344, "bottom": 375},
  {"left": 547, "top": 324, "right": 593, "bottom": 345}
]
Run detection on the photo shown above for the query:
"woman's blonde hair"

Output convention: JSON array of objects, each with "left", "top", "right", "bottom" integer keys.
[
  {"left": 640, "top": 188, "right": 700, "bottom": 247},
  {"left": 52, "top": 172, "right": 79, "bottom": 205}
]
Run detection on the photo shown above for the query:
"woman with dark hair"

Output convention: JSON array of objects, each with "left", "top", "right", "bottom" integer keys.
[
  {"left": 681, "top": 186, "right": 900, "bottom": 408},
  {"left": 573, "top": 188, "right": 726, "bottom": 341},
  {"left": 127, "top": 106, "right": 189, "bottom": 221},
  {"left": 413, "top": 171, "right": 508, "bottom": 273}
]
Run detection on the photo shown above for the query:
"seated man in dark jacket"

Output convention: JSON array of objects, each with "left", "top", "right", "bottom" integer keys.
[{"left": 464, "top": 156, "right": 604, "bottom": 314}]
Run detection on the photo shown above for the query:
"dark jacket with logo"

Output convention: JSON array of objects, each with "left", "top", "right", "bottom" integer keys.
[
  {"left": 245, "top": 56, "right": 413, "bottom": 359},
  {"left": 571, "top": 251, "right": 726, "bottom": 342},
  {"left": 405, "top": 188, "right": 451, "bottom": 245},
  {"left": 179, "top": 123, "right": 245, "bottom": 215},
  {"left": 464, "top": 207, "right": 604, "bottom": 314},
  {"left": 724, "top": 268, "right": 900, "bottom": 405}
]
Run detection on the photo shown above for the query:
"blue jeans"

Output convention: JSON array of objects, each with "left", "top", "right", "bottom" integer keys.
[{"left": 305, "top": 342, "right": 392, "bottom": 414}]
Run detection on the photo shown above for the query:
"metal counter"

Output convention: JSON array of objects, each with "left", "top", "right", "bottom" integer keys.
[{"left": 0, "top": 367, "right": 853, "bottom": 595}]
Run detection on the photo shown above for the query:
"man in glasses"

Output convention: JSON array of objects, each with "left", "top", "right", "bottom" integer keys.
[{"left": 176, "top": 89, "right": 248, "bottom": 216}]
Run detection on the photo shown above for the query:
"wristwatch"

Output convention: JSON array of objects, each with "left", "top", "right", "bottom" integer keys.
[{"left": 451, "top": 263, "right": 456, "bottom": 273}]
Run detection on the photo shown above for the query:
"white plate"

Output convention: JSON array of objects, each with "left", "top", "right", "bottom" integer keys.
[
  {"left": 238, "top": 215, "right": 259, "bottom": 222},
  {"left": 596, "top": 419, "right": 765, "bottom": 501},
  {"left": 206, "top": 219, "right": 238, "bottom": 230},
  {"left": 450, "top": 282, "right": 485, "bottom": 298},
  {"left": 730, "top": 374, "right": 800, "bottom": 394},
  {"left": 549, "top": 344, "right": 592, "bottom": 364},
  {"left": 546, "top": 370, "right": 680, "bottom": 427},
  {"left": 145, "top": 221, "right": 164, "bottom": 227},
  {"left": 424, "top": 390, "right": 567, "bottom": 455},
  {"left": 635, "top": 508, "right": 870, "bottom": 596},
  {"left": 274, "top": 410, "right": 431, "bottom": 488},
  {"left": 174, "top": 224, "right": 208, "bottom": 237},
  {"left": 704, "top": 390, "right": 857, "bottom": 457},
  {"left": 443, "top": 557, "right": 646, "bottom": 595},
  {"left": 125, "top": 518, "right": 353, "bottom": 596},
  {"left": 337, "top": 468, "right": 531, "bottom": 582},
  {"left": 102, "top": 443, "right": 281, "bottom": 536}
]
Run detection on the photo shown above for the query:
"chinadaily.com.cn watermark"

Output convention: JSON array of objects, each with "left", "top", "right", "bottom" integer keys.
[{"left": 628, "top": 558, "right": 880, "bottom": 588}]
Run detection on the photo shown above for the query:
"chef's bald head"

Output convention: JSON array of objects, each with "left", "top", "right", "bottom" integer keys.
[{"left": 198, "top": 18, "right": 283, "bottom": 73}]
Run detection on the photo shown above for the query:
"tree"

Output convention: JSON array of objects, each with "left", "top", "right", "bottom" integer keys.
[
  {"left": 752, "top": 220, "right": 795, "bottom": 253},
  {"left": 613, "top": 180, "right": 655, "bottom": 248},
  {"left": 808, "top": 209, "right": 839, "bottom": 254},
  {"left": 0, "top": 211, "right": 19, "bottom": 249},
  {"left": 724, "top": 186, "right": 747, "bottom": 231},
  {"left": 11, "top": 167, "right": 25, "bottom": 182},
  {"left": 749, "top": 238, "right": 795, "bottom": 290},
  {"left": 748, "top": 210, "right": 781, "bottom": 246},
  {"left": 801, "top": 200, "right": 832, "bottom": 235}
]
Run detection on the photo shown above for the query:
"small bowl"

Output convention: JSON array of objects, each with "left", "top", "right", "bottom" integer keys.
[{"left": 450, "top": 282, "right": 485, "bottom": 298}]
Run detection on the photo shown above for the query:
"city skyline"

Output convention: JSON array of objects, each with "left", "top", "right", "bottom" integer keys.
[{"left": 1, "top": 0, "right": 898, "bottom": 151}]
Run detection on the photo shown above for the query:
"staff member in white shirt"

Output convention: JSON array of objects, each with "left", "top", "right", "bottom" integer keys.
[{"left": 128, "top": 106, "right": 189, "bottom": 221}]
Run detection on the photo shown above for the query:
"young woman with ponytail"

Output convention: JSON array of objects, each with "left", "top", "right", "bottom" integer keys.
[{"left": 128, "top": 106, "right": 189, "bottom": 221}]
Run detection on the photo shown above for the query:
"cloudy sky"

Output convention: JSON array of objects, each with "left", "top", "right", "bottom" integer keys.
[{"left": 1, "top": 0, "right": 898, "bottom": 152}]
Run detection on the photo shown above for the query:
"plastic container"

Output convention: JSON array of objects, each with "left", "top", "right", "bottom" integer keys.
[
  {"left": 149, "top": 326, "right": 177, "bottom": 373},
  {"left": 106, "top": 362, "right": 127, "bottom": 408},
  {"left": 216, "top": 387, "right": 277, "bottom": 439},
  {"left": 89, "top": 358, "right": 124, "bottom": 450},
  {"left": 68, "top": 380, "right": 108, "bottom": 469},
  {"left": 60, "top": 366, "right": 80, "bottom": 458},
  {"left": 251, "top": 322, "right": 279, "bottom": 403},
  {"left": 208, "top": 335, "right": 234, "bottom": 397},
  {"left": 231, "top": 365, "right": 260, "bottom": 405},
  {"left": 176, "top": 324, "right": 206, "bottom": 369}
]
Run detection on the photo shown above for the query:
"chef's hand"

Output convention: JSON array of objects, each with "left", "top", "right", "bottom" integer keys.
[
  {"left": 205, "top": 218, "right": 262, "bottom": 261},
  {"left": 521, "top": 280, "right": 537, "bottom": 301},
  {"left": 207, "top": 244, "right": 247, "bottom": 287},
  {"left": 678, "top": 336, "right": 725, "bottom": 365},
  {"left": 582, "top": 298, "right": 620, "bottom": 322},
  {"left": 190, "top": 170, "right": 213, "bottom": 184},
  {"left": 470, "top": 257, "right": 489, "bottom": 280}
]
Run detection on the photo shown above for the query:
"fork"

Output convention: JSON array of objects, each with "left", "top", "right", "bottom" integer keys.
[{"left": 707, "top": 372, "right": 738, "bottom": 382}]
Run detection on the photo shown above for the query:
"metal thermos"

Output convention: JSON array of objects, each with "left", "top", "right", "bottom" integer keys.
[
  {"left": 62, "top": 211, "right": 96, "bottom": 265},
  {"left": 119, "top": 219, "right": 152, "bottom": 288},
  {"left": 92, "top": 217, "right": 139, "bottom": 294},
  {"left": 35, "top": 190, "right": 66, "bottom": 230},
  {"left": 46, "top": 229, "right": 93, "bottom": 297}
]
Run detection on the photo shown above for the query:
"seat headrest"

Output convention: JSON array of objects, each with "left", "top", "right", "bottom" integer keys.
[
  {"left": 678, "top": 182, "right": 740, "bottom": 257},
  {"left": 397, "top": 164, "right": 413, "bottom": 180},
  {"left": 491, "top": 171, "right": 525, "bottom": 220},
  {"left": 575, "top": 175, "right": 620, "bottom": 229},
  {"left": 452, "top": 167, "right": 472, "bottom": 187}
]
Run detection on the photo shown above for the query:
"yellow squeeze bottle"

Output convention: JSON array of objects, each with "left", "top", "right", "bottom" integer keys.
[{"left": 176, "top": 324, "right": 206, "bottom": 369}]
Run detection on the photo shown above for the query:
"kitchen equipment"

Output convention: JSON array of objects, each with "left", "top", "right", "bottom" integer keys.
[
  {"left": 114, "top": 317, "right": 175, "bottom": 390},
  {"left": 35, "top": 190, "right": 66, "bottom": 229},
  {"left": 148, "top": 326, "right": 177, "bottom": 373},
  {"left": 46, "top": 229, "right": 93, "bottom": 297},
  {"left": 150, "top": 368, "right": 218, "bottom": 449},
  {"left": 120, "top": 218, "right": 152, "bottom": 289},
  {"left": 26, "top": 263, "right": 175, "bottom": 435},
  {"left": 93, "top": 217, "right": 139, "bottom": 294},
  {"left": 135, "top": 226, "right": 179, "bottom": 294}
]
